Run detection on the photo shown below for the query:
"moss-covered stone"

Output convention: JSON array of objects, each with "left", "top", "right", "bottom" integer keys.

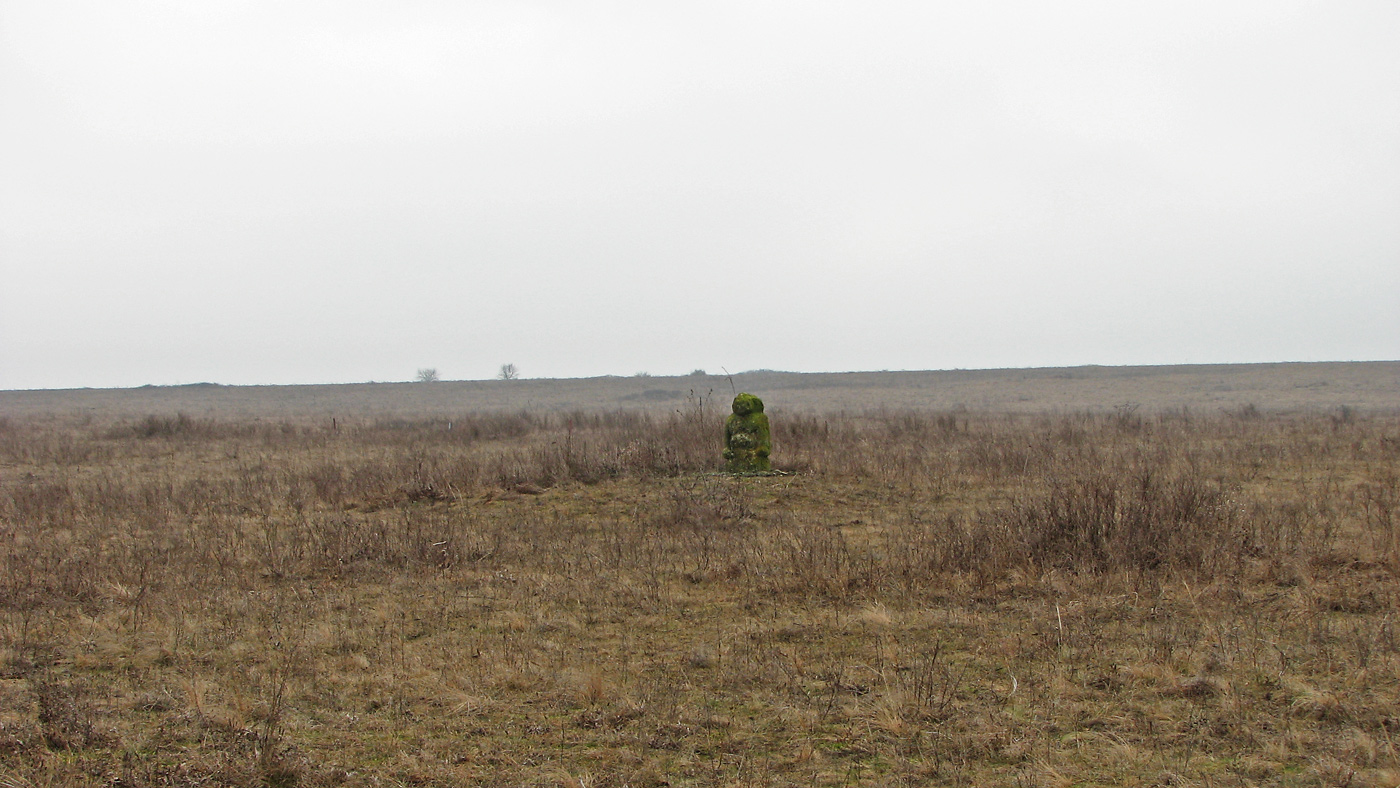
[{"left": 723, "top": 393, "right": 772, "bottom": 473}]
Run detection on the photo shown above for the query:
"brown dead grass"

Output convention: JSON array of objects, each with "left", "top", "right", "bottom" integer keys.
[{"left": 0, "top": 395, "right": 1397, "bottom": 786}]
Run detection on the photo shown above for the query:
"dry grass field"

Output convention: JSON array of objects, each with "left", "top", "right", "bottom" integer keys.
[
  {"left": 1, "top": 363, "right": 1398, "bottom": 786},
  {"left": 3, "top": 361, "right": 1397, "bottom": 421}
]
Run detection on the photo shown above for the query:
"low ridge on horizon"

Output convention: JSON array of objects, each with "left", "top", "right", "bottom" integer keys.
[{"left": 7, "top": 359, "right": 1396, "bottom": 395}]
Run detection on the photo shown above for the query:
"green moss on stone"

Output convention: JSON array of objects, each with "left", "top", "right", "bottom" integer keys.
[{"left": 723, "top": 393, "right": 772, "bottom": 473}]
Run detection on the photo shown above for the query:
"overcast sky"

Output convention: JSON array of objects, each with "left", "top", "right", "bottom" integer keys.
[{"left": 3, "top": 1, "right": 1397, "bottom": 389}]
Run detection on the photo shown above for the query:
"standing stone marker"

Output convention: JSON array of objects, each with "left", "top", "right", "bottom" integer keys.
[{"left": 723, "top": 393, "right": 772, "bottom": 473}]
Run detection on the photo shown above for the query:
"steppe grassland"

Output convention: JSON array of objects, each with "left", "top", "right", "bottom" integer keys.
[
  {"left": 2, "top": 361, "right": 1395, "bottom": 420},
  {"left": 0, "top": 390, "right": 1398, "bottom": 786}
]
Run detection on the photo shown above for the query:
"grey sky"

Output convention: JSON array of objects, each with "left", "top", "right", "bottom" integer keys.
[{"left": 3, "top": 1, "right": 1397, "bottom": 390}]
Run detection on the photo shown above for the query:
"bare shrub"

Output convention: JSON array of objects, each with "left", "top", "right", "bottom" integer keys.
[
  {"left": 997, "top": 468, "right": 1248, "bottom": 574},
  {"left": 34, "top": 675, "right": 111, "bottom": 750}
]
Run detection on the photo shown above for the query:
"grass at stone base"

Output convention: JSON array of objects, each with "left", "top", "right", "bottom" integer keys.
[{"left": 2, "top": 409, "right": 1398, "bottom": 787}]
